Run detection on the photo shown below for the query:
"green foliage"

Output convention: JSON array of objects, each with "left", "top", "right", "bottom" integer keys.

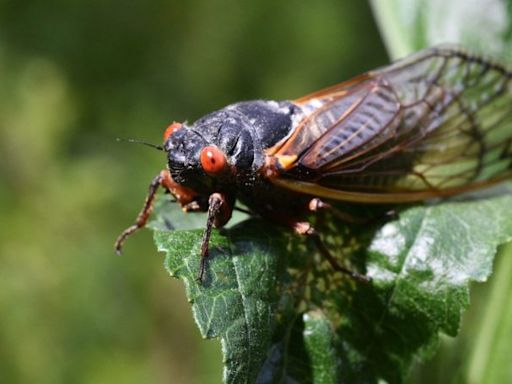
[
  {"left": 303, "top": 310, "right": 339, "bottom": 384},
  {"left": 153, "top": 185, "right": 512, "bottom": 383},
  {"left": 371, "top": 0, "right": 512, "bottom": 61},
  {"left": 371, "top": 1, "right": 512, "bottom": 382},
  {"left": 155, "top": 222, "right": 287, "bottom": 383}
]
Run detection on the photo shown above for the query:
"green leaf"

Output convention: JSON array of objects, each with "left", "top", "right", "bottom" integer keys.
[
  {"left": 465, "top": 243, "right": 512, "bottom": 383},
  {"left": 303, "top": 310, "right": 339, "bottom": 384},
  {"left": 154, "top": 218, "right": 293, "bottom": 384},
  {"left": 370, "top": 1, "right": 512, "bottom": 382},
  {"left": 371, "top": 0, "right": 512, "bottom": 61},
  {"left": 348, "top": 189, "right": 512, "bottom": 381},
  {"left": 152, "top": 185, "right": 512, "bottom": 383}
]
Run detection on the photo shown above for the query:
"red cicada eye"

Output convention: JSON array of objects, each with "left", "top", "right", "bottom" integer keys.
[
  {"left": 163, "top": 122, "right": 182, "bottom": 142},
  {"left": 200, "top": 145, "right": 227, "bottom": 174}
]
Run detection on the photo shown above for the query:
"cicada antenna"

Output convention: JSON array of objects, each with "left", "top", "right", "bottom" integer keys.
[{"left": 116, "top": 137, "right": 164, "bottom": 151}]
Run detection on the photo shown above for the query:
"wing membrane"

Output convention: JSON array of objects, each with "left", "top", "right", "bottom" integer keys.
[{"left": 268, "top": 46, "right": 512, "bottom": 202}]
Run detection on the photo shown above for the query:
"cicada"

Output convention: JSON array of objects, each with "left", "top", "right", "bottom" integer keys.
[{"left": 116, "top": 46, "right": 512, "bottom": 282}]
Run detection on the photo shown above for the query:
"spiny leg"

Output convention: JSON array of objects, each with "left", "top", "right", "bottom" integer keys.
[
  {"left": 310, "top": 197, "right": 398, "bottom": 224},
  {"left": 310, "top": 230, "right": 370, "bottom": 283},
  {"left": 305, "top": 197, "right": 373, "bottom": 281},
  {"left": 308, "top": 198, "right": 367, "bottom": 224},
  {"left": 115, "top": 170, "right": 172, "bottom": 254},
  {"left": 291, "top": 220, "right": 370, "bottom": 283},
  {"left": 197, "top": 192, "right": 231, "bottom": 283}
]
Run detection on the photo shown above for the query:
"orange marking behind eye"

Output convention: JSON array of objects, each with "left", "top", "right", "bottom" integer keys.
[
  {"left": 163, "top": 122, "right": 182, "bottom": 142},
  {"left": 200, "top": 145, "right": 227, "bottom": 174}
]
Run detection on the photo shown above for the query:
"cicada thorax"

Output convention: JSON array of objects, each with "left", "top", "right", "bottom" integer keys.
[{"left": 163, "top": 100, "right": 300, "bottom": 202}]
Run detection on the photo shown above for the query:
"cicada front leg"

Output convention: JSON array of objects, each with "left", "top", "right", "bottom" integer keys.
[
  {"left": 197, "top": 192, "right": 233, "bottom": 283},
  {"left": 115, "top": 170, "right": 177, "bottom": 254}
]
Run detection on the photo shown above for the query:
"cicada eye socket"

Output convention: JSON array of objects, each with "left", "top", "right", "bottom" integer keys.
[
  {"left": 163, "top": 122, "right": 183, "bottom": 142},
  {"left": 200, "top": 145, "right": 227, "bottom": 174}
]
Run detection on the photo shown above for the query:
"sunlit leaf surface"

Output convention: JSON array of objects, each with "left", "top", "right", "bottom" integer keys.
[{"left": 153, "top": 184, "right": 512, "bottom": 383}]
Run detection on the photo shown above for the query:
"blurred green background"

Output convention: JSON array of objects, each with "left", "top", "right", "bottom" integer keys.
[{"left": 0, "top": 1, "right": 387, "bottom": 383}]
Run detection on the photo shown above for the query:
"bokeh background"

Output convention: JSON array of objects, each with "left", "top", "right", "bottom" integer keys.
[{"left": 0, "top": 1, "right": 387, "bottom": 383}]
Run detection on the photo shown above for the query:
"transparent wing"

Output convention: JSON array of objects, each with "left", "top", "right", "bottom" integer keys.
[{"left": 267, "top": 46, "right": 512, "bottom": 202}]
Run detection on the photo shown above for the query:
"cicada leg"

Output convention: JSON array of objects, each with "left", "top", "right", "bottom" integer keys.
[
  {"left": 308, "top": 198, "right": 367, "bottom": 224},
  {"left": 289, "top": 219, "right": 370, "bottom": 283},
  {"left": 115, "top": 169, "right": 174, "bottom": 254},
  {"left": 306, "top": 198, "right": 373, "bottom": 282},
  {"left": 309, "top": 197, "right": 398, "bottom": 224},
  {"left": 197, "top": 192, "right": 232, "bottom": 283},
  {"left": 310, "top": 230, "right": 370, "bottom": 283}
]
